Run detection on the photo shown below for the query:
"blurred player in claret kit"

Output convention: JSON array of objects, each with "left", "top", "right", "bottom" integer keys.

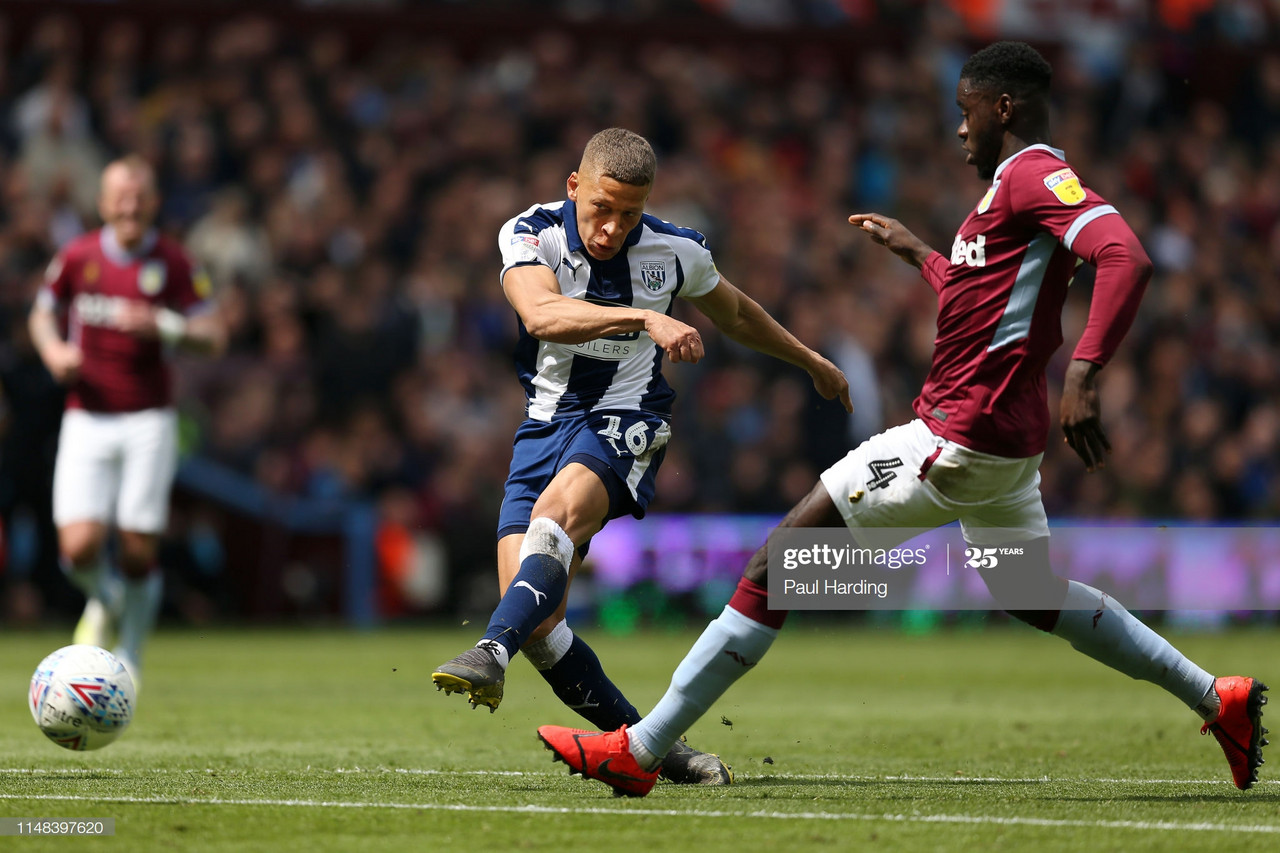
[
  {"left": 29, "top": 155, "right": 226, "bottom": 689},
  {"left": 537, "top": 43, "right": 1268, "bottom": 796},
  {"left": 431, "top": 127, "right": 851, "bottom": 785}
]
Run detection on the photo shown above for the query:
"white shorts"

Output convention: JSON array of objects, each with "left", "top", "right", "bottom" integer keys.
[
  {"left": 819, "top": 419, "right": 1049, "bottom": 546},
  {"left": 53, "top": 407, "right": 179, "bottom": 534}
]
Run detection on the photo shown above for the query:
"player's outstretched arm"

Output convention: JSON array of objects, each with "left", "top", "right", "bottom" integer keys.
[
  {"left": 502, "top": 264, "right": 705, "bottom": 363},
  {"left": 685, "top": 276, "right": 852, "bottom": 412},
  {"left": 849, "top": 213, "right": 936, "bottom": 269}
]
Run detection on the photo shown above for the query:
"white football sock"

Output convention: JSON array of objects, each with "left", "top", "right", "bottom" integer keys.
[
  {"left": 66, "top": 556, "right": 122, "bottom": 649},
  {"left": 1052, "top": 581, "right": 1215, "bottom": 710},
  {"left": 629, "top": 606, "right": 779, "bottom": 770},
  {"left": 114, "top": 572, "right": 163, "bottom": 670},
  {"left": 521, "top": 620, "right": 573, "bottom": 671},
  {"left": 1194, "top": 685, "right": 1222, "bottom": 722}
]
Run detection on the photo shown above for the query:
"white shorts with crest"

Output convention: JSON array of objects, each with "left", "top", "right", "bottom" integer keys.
[
  {"left": 53, "top": 407, "right": 179, "bottom": 534},
  {"left": 819, "top": 419, "right": 1049, "bottom": 546}
]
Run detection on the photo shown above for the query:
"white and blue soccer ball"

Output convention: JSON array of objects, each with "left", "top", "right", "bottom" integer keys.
[{"left": 29, "top": 645, "right": 136, "bottom": 751}]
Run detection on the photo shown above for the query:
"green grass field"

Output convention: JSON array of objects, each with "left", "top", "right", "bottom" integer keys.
[{"left": 2, "top": 623, "right": 1278, "bottom": 851}]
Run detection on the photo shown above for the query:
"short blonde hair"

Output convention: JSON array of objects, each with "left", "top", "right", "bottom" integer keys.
[{"left": 579, "top": 128, "right": 656, "bottom": 187}]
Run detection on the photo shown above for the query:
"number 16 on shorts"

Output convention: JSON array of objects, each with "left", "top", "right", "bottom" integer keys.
[{"left": 597, "top": 414, "right": 656, "bottom": 457}]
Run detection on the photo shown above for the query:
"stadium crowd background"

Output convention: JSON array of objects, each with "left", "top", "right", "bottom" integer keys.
[{"left": 0, "top": 0, "right": 1277, "bottom": 623}]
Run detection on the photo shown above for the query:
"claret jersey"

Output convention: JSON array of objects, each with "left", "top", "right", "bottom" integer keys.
[
  {"left": 39, "top": 227, "right": 213, "bottom": 413},
  {"left": 915, "top": 144, "right": 1134, "bottom": 457},
  {"left": 498, "top": 200, "right": 721, "bottom": 422}
]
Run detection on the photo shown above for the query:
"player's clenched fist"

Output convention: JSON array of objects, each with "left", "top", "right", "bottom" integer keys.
[
  {"left": 646, "top": 313, "right": 704, "bottom": 363},
  {"left": 42, "top": 340, "right": 83, "bottom": 384}
]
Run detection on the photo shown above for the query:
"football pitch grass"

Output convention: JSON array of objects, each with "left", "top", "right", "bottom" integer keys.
[{"left": 2, "top": 624, "right": 1278, "bottom": 851}]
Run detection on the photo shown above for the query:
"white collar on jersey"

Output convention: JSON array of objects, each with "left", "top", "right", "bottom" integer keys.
[
  {"left": 990, "top": 142, "right": 1066, "bottom": 183},
  {"left": 100, "top": 225, "right": 159, "bottom": 266}
]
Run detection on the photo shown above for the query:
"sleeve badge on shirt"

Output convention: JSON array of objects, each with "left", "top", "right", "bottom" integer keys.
[
  {"left": 1043, "top": 168, "right": 1085, "bottom": 205},
  {"left": 138, "top": 260, "right": 167, "bottom": 296},
  {"left": 640, "top": 261, "right": 666, "bottom": 292},
  {"left": 509, "top": 234, "right": 539, "bottom": 262},
  {"left": 976, "top": 180, "right": 1000, "bottom": 214}
]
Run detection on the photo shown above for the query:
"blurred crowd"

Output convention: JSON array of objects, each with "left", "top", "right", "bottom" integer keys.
[{"left": 0, "top": 3, "right": 1277, "bottom": 616}]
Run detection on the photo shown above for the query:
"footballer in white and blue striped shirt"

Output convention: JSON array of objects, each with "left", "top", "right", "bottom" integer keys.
[{"left": 432, "top": 127, "right": 850, "bottom": 782}]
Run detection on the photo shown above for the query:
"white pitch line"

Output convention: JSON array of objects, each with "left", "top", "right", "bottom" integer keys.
[
  {"left": 349, "top": 768, "right": 535, "bottom": 776},
  {"left": 0, "top": 792, "right": 1277, "bottom": 835},
  {"left": 0, "top": 768, "right": 124, "bottom": 775},
  {"left": 0, "top": 768, "right": 541, "bottom": 777},
  {"left": 744, "top": 772, "right": 1280, "bottom": 786},
  {"left": 3, "top": 767, "right": 1276, "bottom": 786}
]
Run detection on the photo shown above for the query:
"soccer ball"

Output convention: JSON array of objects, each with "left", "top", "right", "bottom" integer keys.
[{"left": 29, "top": 645, "right": 136, "bottom": 751}]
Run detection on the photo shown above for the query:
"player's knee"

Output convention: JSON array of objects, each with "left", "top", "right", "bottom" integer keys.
[
  {"left": 521, "top": 517, "right": 575, "bottom": 569},
  {"left": 530, "top": 467, "right": 611, "bottom": 543},
  {"left": 740, "top": 483, "right": 839, "bottom": 586},
  {"left": 116, "top": 555, "right": 154, "bottom": 580},
  {"left": 526, "top": 497, "right": 600, "bottom": 546},
  {"left": 61, "top": 542, "right": 101, "bottom": 569},
  {"left": 59, "top": 530, "right": 104, "bottom": 568},
  {"left": 974, "top": 537, "right": 1065, "bottom": 612},
  {"left": 525, "top": 500, "right": 570, "bottom": 532},
  {"left": 117, "top": 533, "right": 158, "bottom": 579}
]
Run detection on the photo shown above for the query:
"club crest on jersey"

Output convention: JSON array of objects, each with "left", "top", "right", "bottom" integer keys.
[
  {"left": 82, "top": 261, "right": 100, "bottom": 285},
  {"left": 1043, "top": 168, "right": 1085, "bottom": 205},
  {"left": 977, "top": 180, "right": 1000, "bottom": 214},
  {"left": 639, "top": 261, "right": 666, "bottom": 292},
  {"left": 138, "top": 261, "right": 166, "bottom": 296}
]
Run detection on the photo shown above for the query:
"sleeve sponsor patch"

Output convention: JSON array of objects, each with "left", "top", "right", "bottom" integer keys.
[
  {"left": 1043, "top": 168, "right": 1085, "bottom": 205},
  {"left": 508, "top": 233, "right": 540, "bottom": 263}
]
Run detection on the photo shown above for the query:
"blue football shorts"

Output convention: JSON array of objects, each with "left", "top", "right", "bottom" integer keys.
[{"left": 496, "top": 410, "right": 672, "bottom": 541}]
